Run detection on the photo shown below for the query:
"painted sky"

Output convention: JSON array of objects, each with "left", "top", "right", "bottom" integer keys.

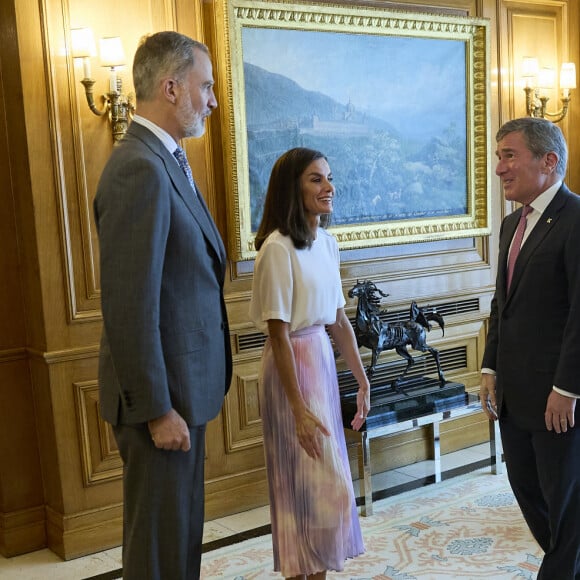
[{"left": 241, "top": 27, "right": 467, "bottom": 140}]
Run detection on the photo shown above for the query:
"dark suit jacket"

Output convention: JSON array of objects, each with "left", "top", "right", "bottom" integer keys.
[
  {"left": 94, "top": 122, "right": 232, "bottom": 427},
  {"left": 482, "top": 184, "right": 580, "bottom": 430}
]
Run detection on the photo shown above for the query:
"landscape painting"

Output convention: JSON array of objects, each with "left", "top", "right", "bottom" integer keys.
[
  {"left": 243, "top": 28, "right": 467, "bottom": 232},
  {"left": 219, "top": 0, "right": 490, "bottom": 260}
]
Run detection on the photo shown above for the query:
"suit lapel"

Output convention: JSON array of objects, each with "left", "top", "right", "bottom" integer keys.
[
  {"left": 127, "top": 124, "right": 226, "bottom": 270},
  {"left": 191, "top": 182, "right": 227, "bottom": 265},
  {"left": 168, "top": 158, "right": 227, "bottom": 275}
]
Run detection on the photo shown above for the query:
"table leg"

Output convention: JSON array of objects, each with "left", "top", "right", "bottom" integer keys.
[
  {"left": 359, "top": 431, "right": 373, "bottom": 516},
  {"left": 432, "top": 421, "right": 441, "bottom": 482},
  {"left": 489, "top": 419, "right": 503, "bottom": 474}
]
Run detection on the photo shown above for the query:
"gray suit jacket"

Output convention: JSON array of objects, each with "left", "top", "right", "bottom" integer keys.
[
  {"left": 482, "top": 184, "right": 580, "bottom": 430},
  {"left": 94, "top": 122, "right": 232, "bottom": 427}
]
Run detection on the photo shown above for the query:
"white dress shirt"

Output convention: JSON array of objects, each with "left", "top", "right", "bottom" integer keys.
[{"left": 132, "top": 114, "right": 180, "bottom": 155}]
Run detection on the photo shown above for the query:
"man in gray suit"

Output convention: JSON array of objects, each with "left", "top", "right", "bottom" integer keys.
[
  {"left": 94, "top": 31, "right": 232, "bottom": 580},
  {"left": 481, "top": 117, "right": 580, "bottom": 579}
]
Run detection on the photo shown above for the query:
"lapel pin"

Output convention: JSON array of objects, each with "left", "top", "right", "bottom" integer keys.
[{"left": 546, "top": 218, "right": 553, "bottom": 223}]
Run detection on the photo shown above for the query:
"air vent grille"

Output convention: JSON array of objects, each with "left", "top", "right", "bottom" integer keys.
[
  {"left": 237, "top": 298, "right": 480, "bottom": 353},
  {"left": 238, "top": 332, "right": 268, "bottom": 352},
  {"left": 365, "top": 298, "right": 480, "bottom": 327},
  {"left": 337, "top": 345, "right": 468, "bottom": 394}
]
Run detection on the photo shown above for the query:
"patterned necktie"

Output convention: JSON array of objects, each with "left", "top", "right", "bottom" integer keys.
[
  {"left": 173, "top": 145, "right": 223, "bottom": 259},
  {"left": 173, "top": 146, "right": 196, "bottom": 194},
  {"left": 506, "top": 204, "right": 532, "bottom": 291}
]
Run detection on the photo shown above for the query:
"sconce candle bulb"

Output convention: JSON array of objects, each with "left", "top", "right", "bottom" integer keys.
[
  {"left": 82, "top": 58, "right": 91, "bottom": 80},
  {"left": 560, "top": 62, "right": 577, "bottom": 98}
]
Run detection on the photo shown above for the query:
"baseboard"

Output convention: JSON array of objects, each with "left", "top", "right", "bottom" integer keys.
[
  {"left": 45, "top": 503, "right": 123, "bottom": 560},
  {"left": 0, "top": 504, "right": 46, "bottom": 557}
]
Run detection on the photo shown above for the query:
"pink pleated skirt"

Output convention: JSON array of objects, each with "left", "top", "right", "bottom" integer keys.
[{"left": 260, "top": 325, "right": 365, "bottom": 577}]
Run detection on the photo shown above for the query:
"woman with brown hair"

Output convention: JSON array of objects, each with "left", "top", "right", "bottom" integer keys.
[{"left": 250, "top": 147, "right": 370, "bottom": 579}]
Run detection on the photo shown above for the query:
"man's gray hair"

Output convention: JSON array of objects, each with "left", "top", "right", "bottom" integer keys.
[
  {"left": 496, "top": 117, "right": 568, "bottom": 178},
  {"left": 132, "top": 31, "right": 208, "bottom": 101}
]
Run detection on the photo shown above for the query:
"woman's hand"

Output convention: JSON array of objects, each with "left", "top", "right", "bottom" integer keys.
[
  {"left": 351, "top": 384, "right": 371, "bottom": 431},
  {"left": 294, "top": 407, "right": 330, "bottom": 459},
  {"left": 328, "top": 308, "right": 371, "bottom": 431}
]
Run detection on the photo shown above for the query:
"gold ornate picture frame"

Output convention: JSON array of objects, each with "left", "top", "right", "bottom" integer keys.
[{"left": 215, "top": 0, "right": 491, "bottom": 261}]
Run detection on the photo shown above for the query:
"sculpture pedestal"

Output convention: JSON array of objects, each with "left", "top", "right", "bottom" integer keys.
[
  {"left": 341, "top": 390, "right": 502, "bottom": 516},
  {"left": 341, "top": 376, "right": 466, "bottom": 430}
]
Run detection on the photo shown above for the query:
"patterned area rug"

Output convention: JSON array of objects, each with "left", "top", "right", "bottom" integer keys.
[{"left": 200, "top": 469, "right": 543, "bottom": 579}]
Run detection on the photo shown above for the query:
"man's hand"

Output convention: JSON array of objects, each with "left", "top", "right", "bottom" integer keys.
[
  {"left": 545, "top": 390, "right": 576, "bottom": 433},
  {"left": 148, "top": 408, "right": 191, "bottom": 451},
  {"left": 480, "top": 373, "right": 498, "bottom": 421}
]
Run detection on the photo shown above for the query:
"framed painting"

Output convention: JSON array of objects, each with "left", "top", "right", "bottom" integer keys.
[{"left": 215, "top": 0, "right": 491, "bottom": 261}]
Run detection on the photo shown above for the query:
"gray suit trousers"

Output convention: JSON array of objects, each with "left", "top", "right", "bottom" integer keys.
[{"left": 113, "top": 423, "right": 206, "bottom": 580}]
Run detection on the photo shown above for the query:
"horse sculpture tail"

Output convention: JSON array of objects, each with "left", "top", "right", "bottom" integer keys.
[{"left": 409, "top": 301, "right": 445, "bottom": 336}]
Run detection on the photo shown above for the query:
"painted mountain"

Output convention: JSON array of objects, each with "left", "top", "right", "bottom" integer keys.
[{"left": 242, "top": 63, "right": 467, "bottom": 231}]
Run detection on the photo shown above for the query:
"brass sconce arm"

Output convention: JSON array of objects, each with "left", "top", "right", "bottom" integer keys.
[
  {"left": 540, "top": 96, "right": 570, "bottom": 124},
  {"left": 524, "top": 86, "right": 571, "bottom": 123},
  {"left": 80, "top": 78, "right": 106, "bottom": 116},
  {"left": 80, "top": 77, "right": 135, "bottom": 142}
]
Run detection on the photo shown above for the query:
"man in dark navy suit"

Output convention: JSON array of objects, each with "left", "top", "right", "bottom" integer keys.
[{"left": 481, "top": 117, "right": 580, "bottom": 579}]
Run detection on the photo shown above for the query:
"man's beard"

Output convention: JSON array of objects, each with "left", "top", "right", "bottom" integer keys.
[{"left": 179, "top": 101, "right": 206, "bottom": 138}]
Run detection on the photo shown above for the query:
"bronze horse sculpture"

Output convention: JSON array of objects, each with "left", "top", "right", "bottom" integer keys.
[{"left": 348, "top": 279, "right": 446, "bottom": 390}]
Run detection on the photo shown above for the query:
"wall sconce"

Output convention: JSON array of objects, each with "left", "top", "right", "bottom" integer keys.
[
  {"left": 521, "top": 57, "right": 576, "bottom": 123},
  {"left": 71, "top": 28, "right": 135, "bottom": 142}
]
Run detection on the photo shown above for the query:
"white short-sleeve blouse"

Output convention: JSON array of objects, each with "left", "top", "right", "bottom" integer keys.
[{"left": 249, "top": 229, "right": 346, "bottom": 334}]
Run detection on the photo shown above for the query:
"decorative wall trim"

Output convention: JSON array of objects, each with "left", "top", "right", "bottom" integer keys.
[
  {"left": 73, "top": 380, "right": 122, "bottom": 486},
  {"left": 27, "top": 344, "right": 100, "bottom": 364},
  {"left": 45, "top": 502, "right": 122, "bottom": 560},
  {"left": 0, "top": 347, "right": 27, "bottom": 363},
  {"left": 222, "top": 362, "right": 264, "bottom": 453}
]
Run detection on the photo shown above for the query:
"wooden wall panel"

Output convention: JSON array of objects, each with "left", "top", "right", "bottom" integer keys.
[
  {"left": 568, "top": 0, "right": 579, "bottom": 192},
  {"left": 0, "top": 1, "right": 46, "bottom": 556},
  {"left": 500, "top": 2, "right": 567, "bottom": 122},
  {"left": 0, "top": 107, "right": 26, "bottom": 349},
  {"left": 44, "top": 0, "right": 178, "bottom": 321},
  {"left": 0, "top": 357, "right": 45, "bottom": 556},
  {"left": 497, "top": 1, "right": 579, "bottom": 190},
  {"left": 29, "top": 350, "right": 125, "bottom": 558},
  {"left": 222, "top": 362, "right": 263, "bottom": 453},
  {"left": 73, "top": 380, "right": 122, "bottom": 486}
]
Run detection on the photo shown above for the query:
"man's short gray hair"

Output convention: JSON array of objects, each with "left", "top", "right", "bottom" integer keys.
[{"left": 132, "top": 31, "right": 208, "bottom": 102}]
